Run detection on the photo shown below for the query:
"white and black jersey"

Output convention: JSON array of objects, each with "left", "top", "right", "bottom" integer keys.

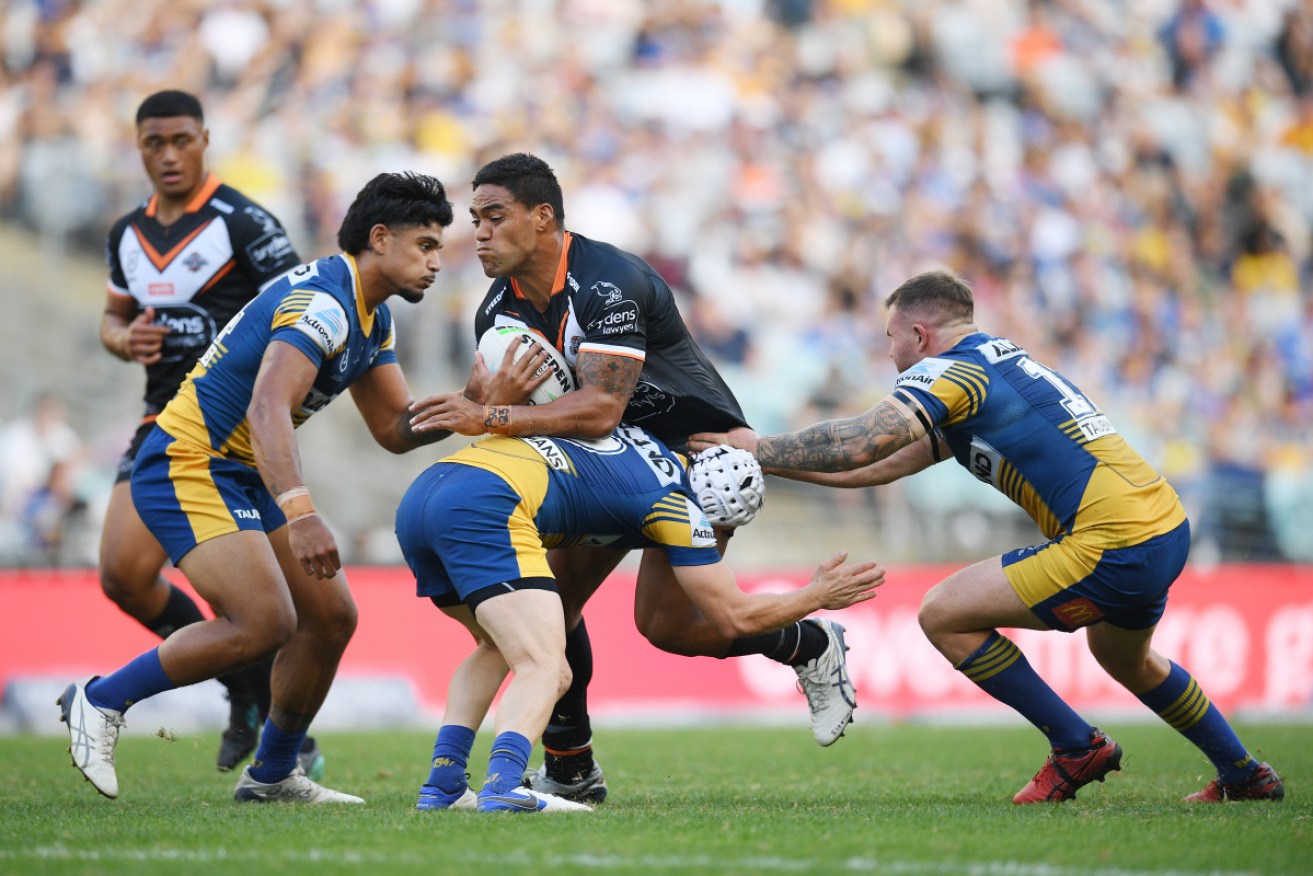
[
  {"left": 473, "top": 232, "right": 749, "bottom": 451},
  {"left": 105, "top": 174, "right": 300, "bottom": 415}
]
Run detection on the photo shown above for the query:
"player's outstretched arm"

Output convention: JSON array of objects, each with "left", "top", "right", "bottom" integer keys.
[
  {"left": 766, "top": 434, "right": 940, "bottom": 488},
  {"left": 349, "top": 361, "right": 453, "bottom": 451},
  {"left": 672, "top": 552, "right": 883, "bottom": 640},
  {"left": 690, "top": 392, "right": 928, "bottom": 476}
]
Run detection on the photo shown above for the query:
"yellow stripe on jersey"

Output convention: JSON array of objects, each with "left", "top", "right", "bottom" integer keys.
[
  {"left": 955, "top": 634, "right": 1021, "bottom": 682},
  {"left": 1157, "top": 677, "right": 1211, "bottom": 731},
  {"left": 643, "top": 496, "right": 697, "bottom": 547},
  {"left": 271, "top": 292, "right": 317, "bottom": 329},
  {"left": 441, "top": 439, "right": 552, "bottom": 520},
  {"left": 1073, "top": 436, "right": 1187, "bottom": 541},
  {"left": 936, "top": 362, "right": 989, "bottom": 424},
  {"left": 157, "top": 372, "right": 217, "bottom": 453}
]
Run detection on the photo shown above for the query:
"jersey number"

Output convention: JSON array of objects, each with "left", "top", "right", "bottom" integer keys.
[{"left": 1019, "top": 357, "right": 1094, "bottom": 419}]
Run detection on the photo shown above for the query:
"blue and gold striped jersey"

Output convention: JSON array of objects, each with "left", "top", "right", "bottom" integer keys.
[
  {"left": 156, "top": 253, "right": 397, "bottom": 466},
  {"left": 441, "top": 424, "right": 721, "bottom": 566},
  {"left": 894, "top": 333, "right": 1185, "bottom": 542}
]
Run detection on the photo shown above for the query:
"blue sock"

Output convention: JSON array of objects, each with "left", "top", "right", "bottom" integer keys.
[
  {"left": 85, "top": 648, "right": 175, "bottom": 713},
  {"left": 955, "top": 632, "right": 1093, "bottom": 751},
  {"left": 425, "top": 724, "right": 476, "bottom": 791},
  {"left": 481, "top": 731, "right": 532, "bottom": 796},
  {"left": 248, "top": 718, "right": 307, "bottom": 784},
  {"left": 1137, "top": 661, "right": 1255, "bottom": 783}
]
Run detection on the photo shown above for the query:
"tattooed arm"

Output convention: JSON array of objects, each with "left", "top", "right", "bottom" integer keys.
[
  {"left": 757, "top": 395, "right": 927, "bottom": 473},
  {"left": 689, "top": 391, "right": 925, "bottom": 481},
  {"left": 409, "top": 350, "right": 640, "bottom": 439}
]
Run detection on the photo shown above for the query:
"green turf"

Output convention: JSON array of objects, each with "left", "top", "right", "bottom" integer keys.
[{"left": 0, "top": 722, "right": 1306, "bottom": 875}]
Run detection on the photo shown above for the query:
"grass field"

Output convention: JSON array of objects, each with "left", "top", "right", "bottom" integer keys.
[{"left": 0, "top": 722, "right": 1306, "bottom": 875}]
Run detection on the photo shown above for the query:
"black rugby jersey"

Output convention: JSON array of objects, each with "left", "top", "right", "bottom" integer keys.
[
  {"left": 105, "top": 174, "right": 300, "bottom": 415},
  {"left": 472, "top": 232, "right": 749, "bottom": 450}
]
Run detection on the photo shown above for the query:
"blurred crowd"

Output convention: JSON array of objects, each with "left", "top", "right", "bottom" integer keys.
[{"left": 1, "top": 0, "right": 1310, "bottom": 565}]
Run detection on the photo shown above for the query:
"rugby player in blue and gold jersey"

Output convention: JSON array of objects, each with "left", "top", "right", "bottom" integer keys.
[
  {"left": 98, "top": 89, "right": 308, "bottom": 773},
  {"left": 396, "top": 427, "right": 883, "bottom": 813},
  {"left": 58, "top": 172, "right": 455, "bottom": 804},
  {"left": 692, "top": 269, "right": 1284, "bottom": 805}
]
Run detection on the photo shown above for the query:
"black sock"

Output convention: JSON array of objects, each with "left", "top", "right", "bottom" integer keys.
[
  {"left": 544, "top": 619, "right": 594, "bottom": 780},
  {"left": 724, "top": 619, "right": 827, "bottom": 666},
  {"left": 145, "top": 582, "right": 206, "bottom": 639}
]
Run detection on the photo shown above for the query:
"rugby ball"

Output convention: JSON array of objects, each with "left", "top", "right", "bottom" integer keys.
[{"left": 477, "top": 325, "right": 577, "bottom": 405}]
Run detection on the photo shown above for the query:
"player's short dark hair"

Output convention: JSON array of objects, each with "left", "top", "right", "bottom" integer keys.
[
  {"left": 472, "top": 153, "right": 565, "bottom": 227},
  {"left": 336, "top": 172, "right": 455, "bottom": 254},
  {"left": 136, "top": 90, "right": 204, "bottom": 125},
  {"left": 885, "top": 270, "right": 975, "bottom": 324}
]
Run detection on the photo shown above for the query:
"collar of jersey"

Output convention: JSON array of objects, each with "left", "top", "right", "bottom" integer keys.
[
  {"left": 511, "top": 231, "right": 573, "bottom": 301},
  {"left": 341, "top": 252, "right": 375, "bottom": 336},
  {"left": 145, "top": 173, "right": 222, "bottom": 219}
]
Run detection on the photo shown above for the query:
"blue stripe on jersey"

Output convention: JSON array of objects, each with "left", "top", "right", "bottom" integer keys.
[
  {"left": 896, "top": 333, "right": 1184, "bottom": 541},
  {"left": 156, "top": 254, "right": 397, "bottom": 465}
]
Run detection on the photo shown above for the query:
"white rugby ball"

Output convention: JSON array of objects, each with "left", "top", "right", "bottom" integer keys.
[{"left": 477, "top": 325, "right": 577, "bottom": 405}]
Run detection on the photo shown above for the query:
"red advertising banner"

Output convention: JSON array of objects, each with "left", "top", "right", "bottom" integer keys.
[{"left": 3, "top": 564, "right": 1311, "bottom": 718}]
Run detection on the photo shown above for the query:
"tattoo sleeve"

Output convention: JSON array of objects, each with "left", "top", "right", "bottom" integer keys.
[
  {"left": 756, "top": 399, "right": 916, "bottom": 473},
  {"left": 577, "top": 353, "right": 641, "bottom": 400}
]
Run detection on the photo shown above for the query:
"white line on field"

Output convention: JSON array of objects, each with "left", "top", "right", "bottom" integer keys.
[{"left": 0, "top": 845, "right": 1270, "bottom": 876}]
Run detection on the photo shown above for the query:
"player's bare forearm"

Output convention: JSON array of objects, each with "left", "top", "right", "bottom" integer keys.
[
  {"left": 395, "top": 411, "right": 451, "bottom": 448},
  {"left": 766, "top": 435, "right": 938, "bottom": 487},
  {"left": 757, "top": 399, "right": 916, "bottom": 473},
  {"left": 410, "top": 355, "right": 631, "bottom": 439}
]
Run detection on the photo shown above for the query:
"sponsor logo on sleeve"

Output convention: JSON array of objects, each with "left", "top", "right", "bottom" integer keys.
[
  {"left": 588, "top": 308, "right": 639, "bottom": 335},
  {"left": 894, "top": 357, "right": 954, "bottom": 389},
  {"left": 293, "top": 293, "right": 348, "bottom": 354},
  {"left": 247, "top": 232, "right": 295, "bottom": 272},
  {"left": 688, "top": 498, "right": 716, "bottom": 546}
]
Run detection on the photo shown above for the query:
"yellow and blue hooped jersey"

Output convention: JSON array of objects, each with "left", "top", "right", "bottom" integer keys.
[
  {"left": 442, "top": 424, "right": 721, "bottom": 565},
  {"left": 894, "top": 333, "right": 1185, "bottom": 542},
  {"left": 156, "top": 253, "right": 397, "bottom": 465}
]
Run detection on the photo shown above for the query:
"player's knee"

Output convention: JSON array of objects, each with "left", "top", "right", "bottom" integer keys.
[
  {"left": 98, "top": 560, "right": 150, "bottom": 604},
  {"left": 554, "top": 659, "right": 573, "bottom": 700},
  {"left": 316, "top": 596, "right": 359, "bottom": 652},
  {"left": 917, "top": 587, "right": 951, "bottom": 644}
]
